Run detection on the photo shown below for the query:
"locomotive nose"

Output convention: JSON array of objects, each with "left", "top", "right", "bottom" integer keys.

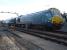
[{"left": 51, "top": 16, "right": 64, "bottom": 26}]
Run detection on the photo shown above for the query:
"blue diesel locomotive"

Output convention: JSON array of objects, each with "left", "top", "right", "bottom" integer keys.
[{"left": 16, "top": 8, "right": 64, "bottom": 30}]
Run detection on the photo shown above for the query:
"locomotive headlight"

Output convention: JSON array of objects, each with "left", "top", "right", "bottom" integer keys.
[{"left": 51, "top": 16, "right": 64, "bottom": 25}]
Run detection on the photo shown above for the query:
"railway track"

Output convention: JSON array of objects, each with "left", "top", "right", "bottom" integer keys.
[
  {"left": 16, "top": 28, "right": 67, "bottom": 46},
  {"left": 6, "top": 30, "right": 44, "bottom": 50},
  {"left": 0, "top": 29, "right": 25, "bottom": 50},
  {"left": 2, "top": 30, "right": 27, "bottom": 50}
]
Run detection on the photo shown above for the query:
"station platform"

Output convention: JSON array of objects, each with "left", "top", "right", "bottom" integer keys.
[{"left": 11, "top": 30, "right": 67, "bottom": 50}]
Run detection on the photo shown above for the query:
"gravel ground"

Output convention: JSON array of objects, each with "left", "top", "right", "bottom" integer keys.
[
  {"left": 0, "top": 27, "right": 27, "bottom": 50},
  {"left": 12, "top": 30, "right": 67, "bottom": 50}
]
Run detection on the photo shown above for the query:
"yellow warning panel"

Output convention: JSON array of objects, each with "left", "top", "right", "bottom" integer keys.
[{"left": 51, "top": 16, "right": 64, "bottom": 24}]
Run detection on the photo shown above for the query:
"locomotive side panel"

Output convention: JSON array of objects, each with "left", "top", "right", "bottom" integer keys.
[{"left": 16, "top": 8, "right": 64, "bottom": 30}]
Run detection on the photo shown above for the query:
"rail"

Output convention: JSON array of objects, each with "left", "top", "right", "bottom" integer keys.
[{"left": 16, "top": 28, "right": 67, "bottom": 46}]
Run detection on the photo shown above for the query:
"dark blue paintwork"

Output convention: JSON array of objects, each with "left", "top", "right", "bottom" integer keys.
[{"left": 18, "top": 8, "right": 63, "bottom": 28}]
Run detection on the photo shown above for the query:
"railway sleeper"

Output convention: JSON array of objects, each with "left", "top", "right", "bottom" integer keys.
[
  {"left": 17, "top": 29, "right": 67, "bottom": 46},
  {"left": 17, "top": 28, "right": 67, "bottom": 40}
]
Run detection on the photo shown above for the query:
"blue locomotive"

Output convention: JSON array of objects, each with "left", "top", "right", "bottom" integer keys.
[{"left": 16, "top": 8, "right": 64, "bottom": 30}]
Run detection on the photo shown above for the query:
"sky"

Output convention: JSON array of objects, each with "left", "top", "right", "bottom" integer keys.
[{"left": 0, "top": 0, "right": 67, "bottom": 20}]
